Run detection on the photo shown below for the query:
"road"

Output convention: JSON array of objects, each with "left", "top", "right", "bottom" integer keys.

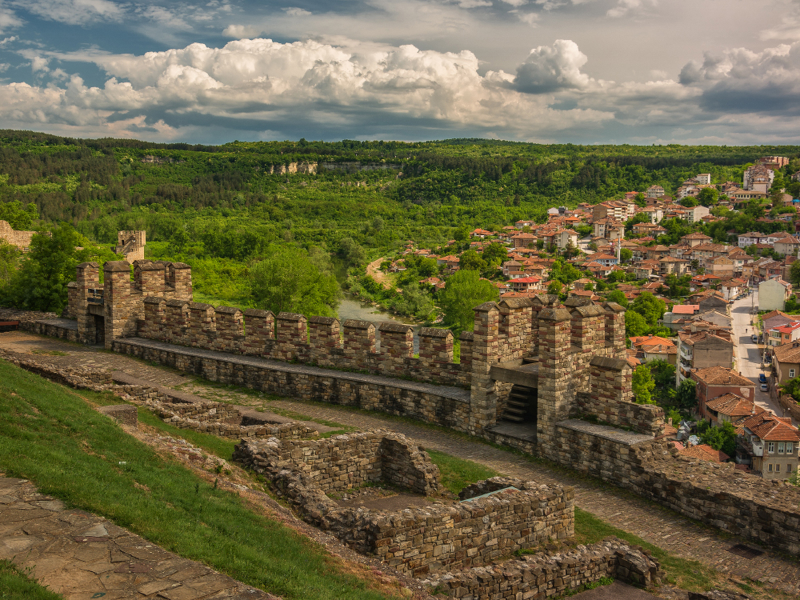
[{"left": 730, "top": 289, "right": 788, "bottom": 420}]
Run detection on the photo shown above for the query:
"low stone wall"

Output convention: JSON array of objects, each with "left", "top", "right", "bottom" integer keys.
[
  {"left": 0, "top": 348, "right": 318, "bottom": 443},
  {"left": 27, "top": 319, "right": 80, "bottom": 344},
  {"left": 778, "top": 394, "right": 800, "bottom": 423},
  {"left": 148, "top": 400, "right": 320, "bottom": 441},
  {"left": 422, "top": 537, "right": 662, "bottom": 598},
  {"left": 552, "top": 420, "right": 800, "bottom": 556},
  {"left": 114, "top": 338, "right": 473, "bottom": 434},
  {"left": 234, "top": 441, "right": 574, "bottom": 576}
]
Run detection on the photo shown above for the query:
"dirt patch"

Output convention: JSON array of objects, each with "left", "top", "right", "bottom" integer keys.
[{"left": 366, "top": 257, "right": 393, "bottom": 290}]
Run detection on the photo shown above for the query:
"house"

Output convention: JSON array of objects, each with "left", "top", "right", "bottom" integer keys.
[
  {"left": 437, "top": 255, "right": 460, "bottom": 270},
  {"left": 646, "top": 185, "right": 665, "bottom": 198},
  {"left": 659, "top": 257, "right": 690, "bottom": 276},
  {"left": 510, "top": 276, "right": 542, "bottom": 292},
  {"left": 767, "top": 322, "right": 800, "bottom": 348},
  {"left": 592, "top": 253, "right": 618, "bottom": 267},
  {"left": 680, "top": 205, "right": 710, "bottom": 224},
  {"left": 632, "top": 222, "right": 662, "bottom": 236},
  {"left": 677, "top": 330, "right": 735, "bottom": 384},
  {"left": 640, "top": 207, "right": 664, "bottom": 224},
  {"left": 773, "top": 235, "right": 800, "bottom": 256},
  {"left": 592, "top": 200, "right": 635, "bottom": 222},
  {"left": 739, "top": 412, "right": 800, "bottom": 480},
  {"left": 556, "top": 229, "right": 579, "bottom": 250},
  {"left": 662, "top": 305, "right": 700, "bottom": 331},
  {"left": 771, "top": 340, "right": 800, "bottom": 386},
  {"left": 512, "top": 233, "right": 537, "bottom": 249},
  {"left": 704, "top": 393, "right": 760, "bottom": 428},
  {"left": 634, "top": 260, "right": 662, "bottom": 280},
  {"left": 691, "top": 367, "right": 755, "bottom": 419},
  {"left": 763, "top": 310, "right": 796, "bottom": 332},
  {"left": 471, "top": 228, "right": 493, "bottom": 239},
  {"left": 681, "top": 232, "right": 712, "bottom": 248},
  {"left": 691, "top": 274, "right": 721, "bottom": 289},
  {"left": 678, "top": 443, "right": 729, "bottom": 463},
  {"left": 759, "top": 279, "right": 793, "bottom": 311},
  {"left": 720, "top": 279, "right": 745, "bottom": 302},
  {"left": 743, "top": 164, "right": 774, "bottom": 193},
  {"left": 630, "top": 335, "right": 677, "bottom": 365},
  {"left": 709, "top": 256, "right": 735, "bottom": 279}
]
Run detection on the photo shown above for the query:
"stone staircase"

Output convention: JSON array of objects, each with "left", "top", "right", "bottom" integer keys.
[{"left": 500, "top": 384, "right": 536, "bottom": 423}]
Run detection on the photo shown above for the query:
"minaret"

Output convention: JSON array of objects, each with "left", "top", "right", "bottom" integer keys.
[{"left": 616, "top": 237, "right": 621, "bottom": 263}]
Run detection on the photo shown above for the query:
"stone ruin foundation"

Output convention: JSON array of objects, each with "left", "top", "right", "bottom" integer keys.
[{"left": 233, "top": 433, "right": 575, "bottom": 577}]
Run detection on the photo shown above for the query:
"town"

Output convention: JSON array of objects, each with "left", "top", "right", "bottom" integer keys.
[{"left": 373, "top": 156, "right": 800, "bottom": 480}]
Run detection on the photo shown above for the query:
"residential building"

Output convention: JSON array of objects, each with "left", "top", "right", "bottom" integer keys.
[
  {"left": 677, "top": 330, "right": 735, "bottom": 384},
  {"left": 630, "top": 335, "right": 677, "bottom": 366},
  {"left": 512, "top": 233, "right": 537, "bottom": 249},
  {"left": 759, "top": 278, "right": 793, "bottom": 311},
  {"left": 691, "top": 367, "right": 755, "bottom": 419},
  {"left": 767, "top": 322, "right": 800, "bottom": 348},
  {"left": 774, "top": 235, "right": 800, "bottom": 256},
  {"left": 763, "top": 310, "right": 796, "bottom": 332},
  {"left": 739, "top": 412, "right": 799, "bottom": 480},
  {"left": 695, "top": 173, "right": 712, "bottom": 185},
  {"left": 640, "top": 206, "right": 664, "bottom": 223},
  {"left": 678, "top": 443, "right": 728, "bottom": 463},
  {"left": 592, "top": 253, "right": 619, "bottom": 267},
  {"left": 771, "top": 340, "right": 800, "bottom": 386},
  {"left": 646, "top": 185, "right": 665, "bottom": 198},
  {"left": 681, "top": 232, "right": 712, "bottom": 248},
  {"left": 659, "top": 256, "right": 690, "bottom": 276},
  {"left": 704, "top": 393, "right": 760, "bottom": 427},
  {"left": 556, "top": 229, "right": 579, "bottom": 250},
  {"left": 709, "top": 256, "right": 735, "bottom": 279},
  {"left": 592, "top": 200, "right": 635, "bottom": 222},
  {"left": 743, "top": 164, "right": 775, "bottom": 193},
  {"left": 510, "top": 276, "right": 542, "bottom": 293},
  {"left": 680, "top": 205, "right": 710, "bottom": 224},
  {"left": 634, "top": 259, "right": 661, "bottom": 280}
]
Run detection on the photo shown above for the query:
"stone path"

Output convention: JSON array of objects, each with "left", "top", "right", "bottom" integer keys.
[
  {"left": 0, "top": 476, "right": 275, "bottom": 600},
  {"left": 2, "top": 330, "right": 800, "bottom": 597}
]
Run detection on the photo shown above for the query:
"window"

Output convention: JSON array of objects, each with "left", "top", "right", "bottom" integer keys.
[
  {"left": 791, "top": 369, "right": 797, "bottom": 378},
  {"left": 778, "top": 442, "right": 785, "bottom": 454},
  {"left": 768, "top": 463, "right": 773, "bottom": 472},
  {"left": 788, "top": 442, "right": 794, "bottom": 455},
  {"left": 776, "top": 464, "right": 781, "bottom": 473},
  {"left": 789, "top": 464, "right": 794, "bottom": 473},
  {"left": 768, "top": 442, "right": 775, "bottom": 454}
]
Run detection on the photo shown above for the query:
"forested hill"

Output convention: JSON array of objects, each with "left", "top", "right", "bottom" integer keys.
[{"left": 1, "top": 129, "right": 799, "bottom": 306}]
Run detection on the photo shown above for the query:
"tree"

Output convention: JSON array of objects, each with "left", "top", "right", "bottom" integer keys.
[
  {"left": 583, "top": 282, "right": 594, "bottom": 291},
  {"left": 391, "top": 282, "right": 434, "bottom": 320},
  {"left": 438, "top": 269, "right": 499, "bottom": 335},
  {"left": 632, "top": 364, "right": 656, "bottom": 404},
  {"left": 482, "top": 243, "right": 508, "bottom": 267},
  {"left": 675, "top": 379, "right": 698, "bottom": 412},
  {"left": 700, "top": 421, "right": 737, "bottom": 458},
  {"left": 0, "top": 201, "right": 39, "bottom": 230},
  {"left": 631, "top": 292, "right": 666, "bottom": 327},
  {"left": 680, "top": 196, "right": 698, "bottom": 207},
  {"left": 697, "top": 187, "right": 718, "bottom": 207},
  {"left": 453, "top": 227, "right": 469, "bottom": 242},
  {"left": 338, "top": 237, "right": 366, "bottom": 267},
  {"left": 790, "top": 260, "right": 800, "bottom": 287},
  {"left": 0, "top": 241, "right": 20, "bottom": 288},
  {"left": 620, "top": 248, "right": 633, "bottom": 264},
  {"left": 648, "top": 360, "right": 677, "bottom": 406},
  {"left": 250, "top": 245, "right": 341, "bottom": 317},
  {"left": 625, "top": 310, "right": 648, "bottom": 337},
  {"left": 1, "top": 225, "right": 116, "bottom": 314},
  {"left": 606, "top": 289, "right": 628, "bottom": 308},
  {"left": 547, "top": 280, "right": 563, "bottom": 295},
  {"left": 459, "top": 249, "right": 486, "bottom": 272}
]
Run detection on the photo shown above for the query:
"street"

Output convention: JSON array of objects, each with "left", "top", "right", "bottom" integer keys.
[{"left": 730, "top": 290, "right": 789, "bottom": 420}]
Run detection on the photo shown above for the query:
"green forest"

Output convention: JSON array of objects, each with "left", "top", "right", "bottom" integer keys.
[{"left": 1, "top": 129, "right": 799, "bottom": 320}]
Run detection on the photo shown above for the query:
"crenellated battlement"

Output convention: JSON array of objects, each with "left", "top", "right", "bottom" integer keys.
[{"left": 65, "top": 256, "right": 656, "bottom": 445}]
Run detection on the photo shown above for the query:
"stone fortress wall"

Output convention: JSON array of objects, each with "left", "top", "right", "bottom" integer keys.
[
  {"left": 13, "top": 255, "right": 791, "bottom": 559},
  {"left": 0, "top": 219, "right": 36, "bottom": 251}
]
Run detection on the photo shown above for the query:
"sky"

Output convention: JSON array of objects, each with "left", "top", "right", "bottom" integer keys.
[{"left": 1, "top": 0, "right": 800, "bottom": 145}]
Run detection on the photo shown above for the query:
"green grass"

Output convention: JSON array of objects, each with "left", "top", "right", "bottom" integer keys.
[
  {"left": 0, "top": 561, "right": 63, "bottom": 600},
  {"left": 574, "top": 507, "right": 715, "bottom": 592},
  {"left": 0, "top": 359, "right": 394, "bottom": 600},
  {"left": 75, "top": 388, "right": 238, "bottom": 460},
  {"left": 426, "top": 449, "right": 502, "bottom": 495}
]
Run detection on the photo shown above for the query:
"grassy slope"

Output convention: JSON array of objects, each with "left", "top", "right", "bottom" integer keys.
[
  {"left": 0, "top": 359, "right": 393, "bottom": 600},
  {"left": 0, "top": 561, "right": 63, "bottom": 600}
]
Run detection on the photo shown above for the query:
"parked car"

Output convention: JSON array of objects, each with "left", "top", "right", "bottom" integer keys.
[
  {"left": 759, "top": 373, "right": 767, "bottom": 383},
  {"left": 752, "top": 334, "right": 758, "bottom": 343},
  {"left": 760, "top": 382, "right": 768, "bottom": 392}
]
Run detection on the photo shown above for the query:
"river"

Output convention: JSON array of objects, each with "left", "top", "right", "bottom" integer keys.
[{"left": 337, "top": 297, "right": 422, "bottom": 353}]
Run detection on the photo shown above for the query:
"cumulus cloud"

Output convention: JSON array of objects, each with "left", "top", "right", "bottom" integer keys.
[
  {"left": 14, "top": 0, "right": 124, "bottom": 25},
  {"left": 0, "top": 4, "right": 22, "bottom": 34},
  {"left": 5, "top": 38, "right": 614, "bottom": 141},
  {"left": 678, "top": 43, "right": 800, "bottom": 116},
  {"left": 283, "top": 7, "right": 313, "bottom": 17},
  {"left": 514, "top": 39, "right": 594, "bottom": 93},
  {"left": 607, "top": 0, "right": 655, "bottom": 18}
]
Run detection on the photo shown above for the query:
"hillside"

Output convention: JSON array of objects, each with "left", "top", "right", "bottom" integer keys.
[{"left": 0, "top": 129, "right": 799, "bottom": 309}]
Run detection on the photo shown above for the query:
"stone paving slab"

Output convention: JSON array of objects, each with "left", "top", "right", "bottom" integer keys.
[
  {"left": 558, "top": 419, "right": 656, "bottom": 445},
  {"left": 0, "top": 477, "right": 278, "bottom": 600}
]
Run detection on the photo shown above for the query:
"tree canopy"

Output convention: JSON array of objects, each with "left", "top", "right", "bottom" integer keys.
[{"left": 438, "top": 269, "right": 499, "bottom": 335}]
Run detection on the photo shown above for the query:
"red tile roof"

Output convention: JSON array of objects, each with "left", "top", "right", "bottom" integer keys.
[{"left": 679, "top": 444, "right": 729, "bottom": 463}]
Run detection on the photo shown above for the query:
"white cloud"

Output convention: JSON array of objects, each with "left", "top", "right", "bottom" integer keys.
[
  {"left": 500, "top": 0, "right": 530, "bottom": 7},
  {"left": 514, "top": 39, "right": 594, "bottom": 93},
  {"left": 452, "top": 0, "right": 492, "bottom": 7},
  {"left": 223, "top": 24, "right": 262, "bottom": 38},
  {"left": 607, "top": 0, "right": 655, "bottom": 18},
  {"left": 513, "top": 11, "right": 539, "bottom": 26},
  {"left": 283, "top": 7, "right": 313, "bottom": 17},
  {"left": 15, "top": 0, "right": 124, "bottom": 25},
  {"left": 0, "top": 4, "right": 22, "bottom": 34}
]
